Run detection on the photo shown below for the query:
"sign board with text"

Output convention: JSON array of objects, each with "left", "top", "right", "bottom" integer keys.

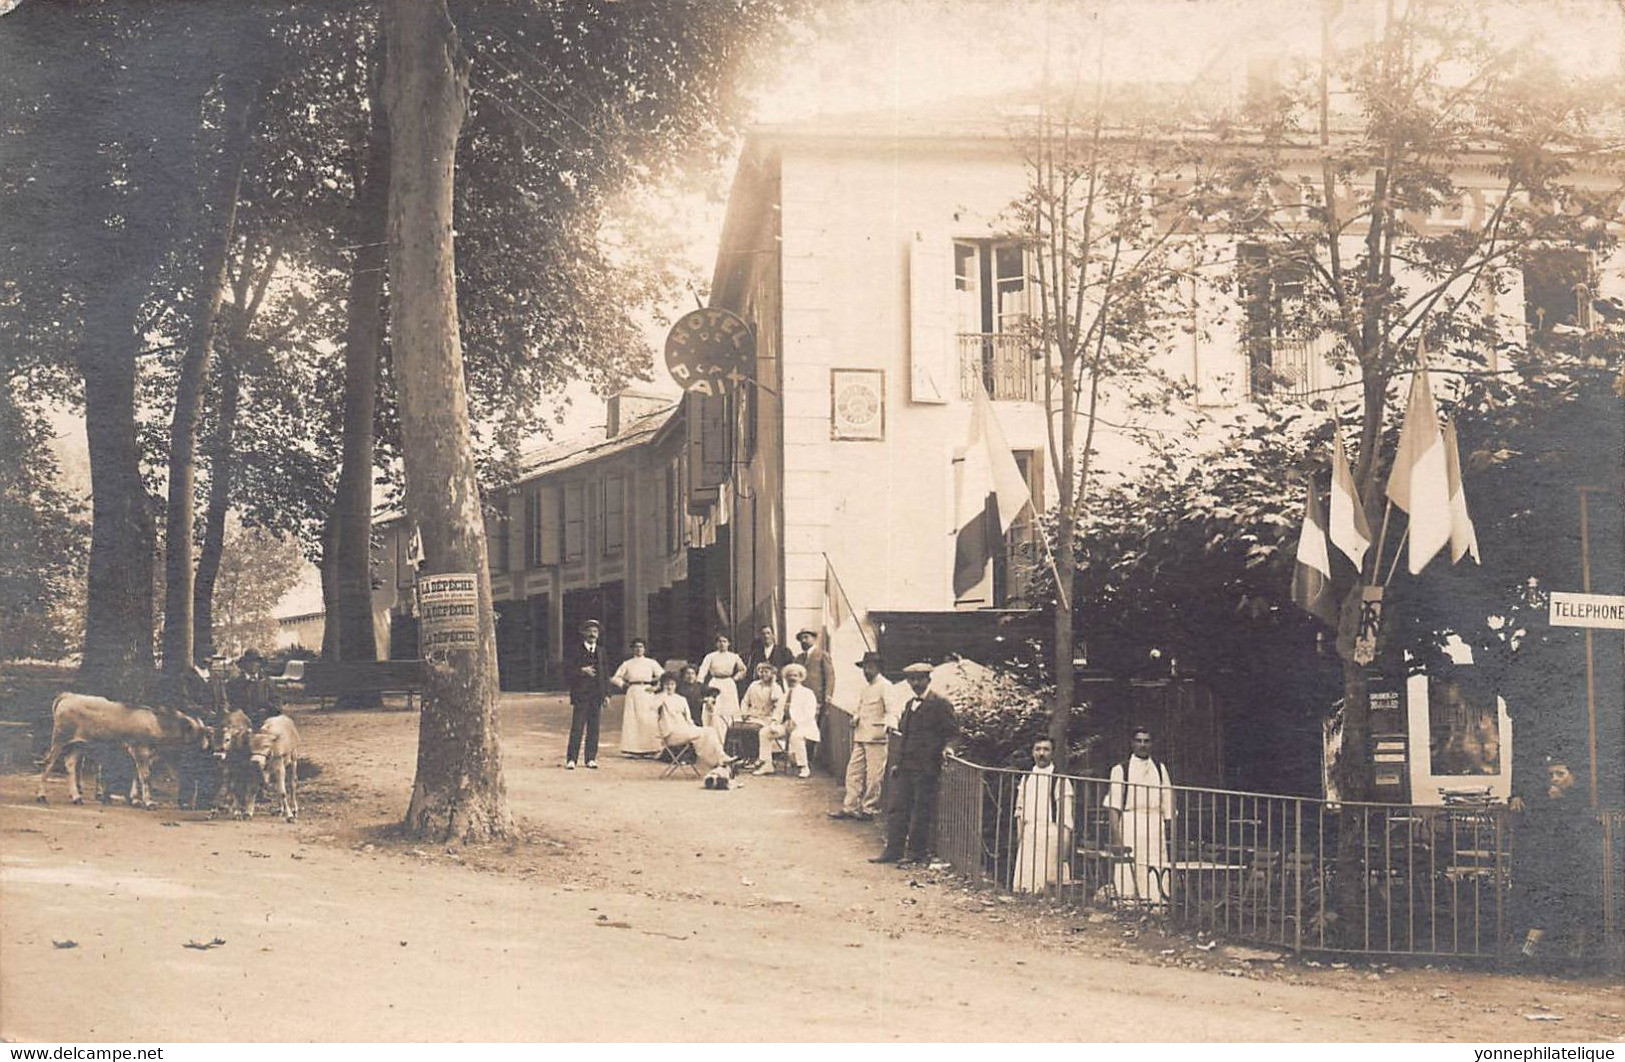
[
  {"left": 1548, "top": 591, "right": 1625, "bottom": 630},
  {"left": 418, "top": 572, "right": 481, "bottom": 651}
]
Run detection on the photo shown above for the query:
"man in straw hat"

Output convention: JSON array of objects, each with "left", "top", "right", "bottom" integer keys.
[{"left": 829, "top": 650, "right": 892, "bottom": 821}]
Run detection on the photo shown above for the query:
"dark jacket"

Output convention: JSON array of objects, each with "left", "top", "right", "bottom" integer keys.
[
  {"left": 565, "top": 639, "right": 610, "bottom": 704},
  {"left": 892, "top": 689, "right": 957, "bottom": 774},
  {"left": 746, "top": 641, "right": 794, "bottom": 677},
  {"left": 226, "top": 674, "right": 280, "bottom": 724}
]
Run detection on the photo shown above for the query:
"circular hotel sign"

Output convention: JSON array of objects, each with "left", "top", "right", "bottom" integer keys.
[{"left": 664, "top": 307, "right": 754, "bottom": 396}]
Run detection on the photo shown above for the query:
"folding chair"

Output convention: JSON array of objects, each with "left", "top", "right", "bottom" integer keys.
[{"left": 660, "top": 740, "right": 703, "bottom": 780}]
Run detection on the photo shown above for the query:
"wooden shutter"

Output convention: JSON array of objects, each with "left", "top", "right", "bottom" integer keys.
[
  {"left": 688, "top": 392, "right": 728, "bottom": 511},
  {"left": 908, "top": 234, "right": 953, "bottom": 403},
  {"left": 539, "top": 486, "right": 561, "bottom": 565}
]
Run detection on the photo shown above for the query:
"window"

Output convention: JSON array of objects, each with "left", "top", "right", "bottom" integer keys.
[
  {"left": 995, "top": 449, "right": 1044, "bottom": 607},
  {"left": 1238, "top": 242, "right": 1312, "bottom": 398},
  {"left": 1523, "top": 247, "right": 1595, "bottom": 342},
  {"left": 523, "top": 490, "right": 543, "bottom": 568},
  {"left": 562, "top": 484, "right": 585, "bottom": 563},
  {"left": 602, "top": 474, "right": 624, "bottom": 555},
  {"left": 955, "top": 239, "right": 1034, "bottom": 400},
  {"left": 487, "top": 500, "right": 510, "bottom": 573}
]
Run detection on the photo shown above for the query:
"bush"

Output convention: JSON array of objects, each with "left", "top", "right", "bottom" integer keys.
[{"left": 938, "top": 660, "right": 1093, "bottom": 769}]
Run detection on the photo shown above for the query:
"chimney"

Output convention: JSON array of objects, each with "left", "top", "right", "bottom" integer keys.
[{"left": 605, "top": 389, "right": 672, "bottom": 439}]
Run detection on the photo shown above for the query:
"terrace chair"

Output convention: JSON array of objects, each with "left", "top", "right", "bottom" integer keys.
[{"left": 660, "top": 740, "right": 703, "bottom": 780}]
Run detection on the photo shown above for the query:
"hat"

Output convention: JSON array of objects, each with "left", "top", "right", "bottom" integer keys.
[
  {"left": 237, "top": 648, "right": 264, "bottom": 666},
  {"left": 856, "top": 650, "right": 884, "bottom": 669},
  {"left": 701, "top": 686, "right": 721, "bottom": 699},
  {"left": 796, "top": 627, "right": 817, "bottom": 639},
  {"left": 902, "top": 662, "right": 934, "bottom": 676},
  {"left": 781, "top": 663, "right": 807, "bottom": 682},
  {"left": 581, "top": 618, "right": 601, "bottom": 631}
]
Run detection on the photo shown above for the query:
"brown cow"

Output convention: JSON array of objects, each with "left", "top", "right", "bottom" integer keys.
[
  {"left": 209, "top": 709, "right": 255, "bottom": 820},
  {"left": 246, "top": 713, "right": 299, "bottom": 822},
  {"left": 36, "top": 694, "right": 211, "bottom": 808}
]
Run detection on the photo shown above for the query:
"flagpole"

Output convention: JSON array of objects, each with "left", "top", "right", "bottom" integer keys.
[
  {"left": 1383, "top": 524, "right": 1410, "bottom": 587},
  {"left": 823, "top": 552, "right": 874, "bottom": 653},
  {"left": 1369, "top": 500, "right": 1393, "bottom": 587}
]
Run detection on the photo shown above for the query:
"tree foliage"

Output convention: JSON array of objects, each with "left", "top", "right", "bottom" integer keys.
[{"left": 211, "top": 521, "right": 305, "bottom": 656}]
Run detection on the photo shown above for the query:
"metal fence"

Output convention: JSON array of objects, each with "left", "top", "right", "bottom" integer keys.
[{"left": 935, "top": 755, "right": 1619, "bottom": 963}]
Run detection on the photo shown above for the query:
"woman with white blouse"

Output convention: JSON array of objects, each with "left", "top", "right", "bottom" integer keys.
[
  {"left": 611, "top": 638, "right": 664, "bottom": 756},
  {"left": 696, "top": 632, "right": 746, "bottom": 741}
]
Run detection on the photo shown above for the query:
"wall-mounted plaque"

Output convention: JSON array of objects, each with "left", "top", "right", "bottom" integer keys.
[{"left": 831, "top": 368, "right": 884, "bottom": 441}]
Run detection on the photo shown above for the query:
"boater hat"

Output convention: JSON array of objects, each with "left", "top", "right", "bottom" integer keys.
[
  {"left": 902, "top": 662, "right": 934, "bottom": 676},
  {"left": 796, "top": 627, "right": 817, "bottom": 639}
]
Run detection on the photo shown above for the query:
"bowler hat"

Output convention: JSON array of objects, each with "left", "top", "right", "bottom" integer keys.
[
  {"left": 856, "top": 650, "right": 884, "bottom": 668},
  {"left": 238, "top": 648, "right": 264, "bottom": 667}
]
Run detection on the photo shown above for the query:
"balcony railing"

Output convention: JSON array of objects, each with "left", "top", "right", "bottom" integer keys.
[
  {"left": 1249, "top": 337, "right": 1320, "bottom": 400},
  {"left": 959, "top": 333, "right": 1038, "bottom": 402}
]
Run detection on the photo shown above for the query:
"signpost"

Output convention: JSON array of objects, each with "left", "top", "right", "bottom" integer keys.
[{"left": 663, "top": 306, "right": 754, "bottom": 396}]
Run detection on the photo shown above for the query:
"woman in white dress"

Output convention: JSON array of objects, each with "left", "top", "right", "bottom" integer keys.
[
  {"left": 611, "top": 638, "right": 664, "bottom": 756},
  {"left": 696, "top": 632, "right": 746, "bottom": 741},
  {"left": 651, "top": 671, "right": 732, "bottom": 771}
]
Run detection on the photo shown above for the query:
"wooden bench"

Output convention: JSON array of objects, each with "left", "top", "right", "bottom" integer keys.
[{"left": 304, "top": 660, "right": 426, "bottom": 710}]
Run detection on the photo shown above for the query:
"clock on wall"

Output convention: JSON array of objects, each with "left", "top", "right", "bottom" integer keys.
[{"left": 830, "top": 369, "right": 885, "bottom": 440}]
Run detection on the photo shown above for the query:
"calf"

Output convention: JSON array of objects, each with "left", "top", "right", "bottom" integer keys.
[
  {"left": 36, "top": 694, "right": 211, "bottom": 808},
  {"left": 208, "top": 709, "right": 255, "bottom": 820},
  {"left": 246, "top": 714, "right": 300, "bottom": 822}
]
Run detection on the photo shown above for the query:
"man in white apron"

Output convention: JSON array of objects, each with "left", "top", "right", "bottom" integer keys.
[
  {"left": 1013, "top": 737, "right": 1075, "bottom": 894},
  {"left": 1103, "top": 727, "right": 1174, "bottom": 908}
]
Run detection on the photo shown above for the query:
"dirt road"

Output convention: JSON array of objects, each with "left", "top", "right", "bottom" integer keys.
[{"left": 2, "top": 694, "right": 1620, "bottom": 1042}]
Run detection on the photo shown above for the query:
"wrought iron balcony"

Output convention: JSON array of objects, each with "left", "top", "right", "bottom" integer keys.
[
  {"left": 958, "top": 333, "right": 1038, "bottom": 402},
  {"left": 1248, "top": 337, "right": 1318, "bottom": 400}
]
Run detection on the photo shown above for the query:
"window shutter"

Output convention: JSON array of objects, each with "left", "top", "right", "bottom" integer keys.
[
  {"left": 688, "top": 392, "right": 728, "bottom": 513},
  {"left": 540, "top": 487, "right": 562, "bottom": 565},
  {"left": 908, "top": 234, "right": 952, "bottom": 403}
]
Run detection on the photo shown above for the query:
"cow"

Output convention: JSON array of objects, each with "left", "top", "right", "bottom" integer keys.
[
  {"left": 246, "top": 713, "right": 300, "bottom": 822},
  {"left": 208, "top": 709, "right": 256, "bottom": 820},
  {"left": 35, "top": 694, "right": 212, "bottom": 808}
]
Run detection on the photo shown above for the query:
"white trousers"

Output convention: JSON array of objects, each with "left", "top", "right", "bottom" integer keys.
[{"left": 843, "top": 741, "right": 888, "bottom": 814}]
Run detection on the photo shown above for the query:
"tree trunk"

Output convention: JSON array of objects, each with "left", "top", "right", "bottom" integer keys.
[
  {"left": 330, "top": 59, "right": 391, "bottom": 680},
  {"left": 1050, "top": 514, "right": 1077, "bottom": 768},
  {"left": 383, "top": 0, "right": 512, "bottom": 843},
  {"left": 160, "top": 74, "right": 256, "bottom": 675},
  {"left": 78, "top": 292, "right": 157, "bottom": 699},
  {"left": 193, "top": 346, "right": 240, "bottom": 662}
]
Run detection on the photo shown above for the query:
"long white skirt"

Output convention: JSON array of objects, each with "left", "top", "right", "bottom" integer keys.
[{"left": 618, "top": 684, "right": 663, "bottom": 755}]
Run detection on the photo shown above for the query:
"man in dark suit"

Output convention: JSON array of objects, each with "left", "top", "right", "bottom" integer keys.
[
  {"left": 226, "top": 648, "right": 281, "bottom": 728},
  {"left": 872, "top": 662, "right": 958, "bottom": 866},
  {"left": 565, "top": 619, "right": 610, "bottom": 769},
  {"left": 744, "top": 624, "right": 794, "bottom": 689}
]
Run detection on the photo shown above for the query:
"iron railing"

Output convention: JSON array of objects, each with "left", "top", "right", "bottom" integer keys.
[
  {"left": 958, "top": 333, "right": 1037, "bottom": 401},
  {"left": 934, "top": 756, "right": 1618, "bottom": 963}
]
